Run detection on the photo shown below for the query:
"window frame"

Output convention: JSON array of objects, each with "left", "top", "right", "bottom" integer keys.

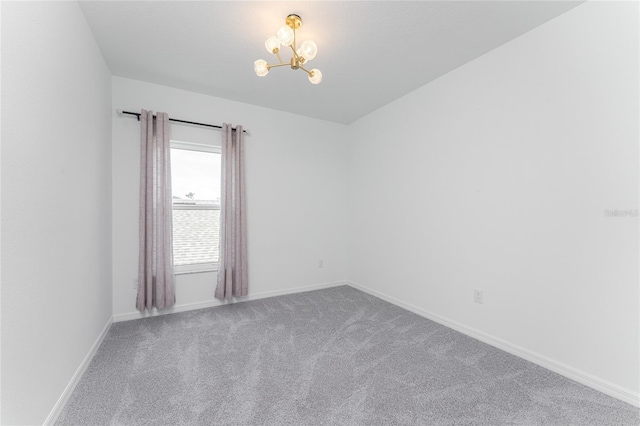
[{"left": 170, "top": 140, "right": 221, "bottom": 275}]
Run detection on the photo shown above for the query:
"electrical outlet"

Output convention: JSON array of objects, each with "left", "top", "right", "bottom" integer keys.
[
  {"left": 474, "top": 289, "right": 484, "bottom": 304},
  {"left": 132, "top": 278, "right": 138, "bottom": 290},
  {"left": 318, "top": 260, "right": 324, "bottom": 268}
]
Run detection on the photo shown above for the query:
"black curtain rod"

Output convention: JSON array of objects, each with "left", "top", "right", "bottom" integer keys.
[{"left": 117, "top": 109, "right": 248, "bottom": 133}]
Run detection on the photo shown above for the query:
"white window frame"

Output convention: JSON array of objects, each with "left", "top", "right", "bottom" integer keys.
[{"left": 171, "top": 140, "right": 221, "bottom": 275}]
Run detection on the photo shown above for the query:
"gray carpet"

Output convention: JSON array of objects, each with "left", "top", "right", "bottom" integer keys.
[{"left": 57, "top": 286, "right": 639, "bottom": 425}]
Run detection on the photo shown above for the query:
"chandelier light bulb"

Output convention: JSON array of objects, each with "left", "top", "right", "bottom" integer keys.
[
  {"left": 264, "top": 36, "right": 280, "bottom": 54},
  {"left": 276, "top": 25, "right": 295, "bottom": 46},
  {"left": 297, "top": 40, "right": 318, "bottom": 62},
  {"left": 254, "top": 59, "right": 269, "bottom": 77},
  {"left": 308, "top": 69, "right": 322, "bottom": 84}
]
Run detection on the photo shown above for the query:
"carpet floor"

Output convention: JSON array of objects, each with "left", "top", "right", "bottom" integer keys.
[{"left": 57, "top": 286, "right": 639, "bottom": 425}]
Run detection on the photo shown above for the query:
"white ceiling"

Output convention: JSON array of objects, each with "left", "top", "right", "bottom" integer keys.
[{"left": 79, "top": 1, "right": 582, "bottom": 124}]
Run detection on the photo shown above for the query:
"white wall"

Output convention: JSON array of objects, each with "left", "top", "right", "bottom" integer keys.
[
  {"left": 1, "top": 2, "right": 113, "bottom": 425},
  {"left": 347, "top": 1, "right": 639, "bottom": 402},
  {"left": 112, "top": 77, "right": 348, "bottom": 319}
]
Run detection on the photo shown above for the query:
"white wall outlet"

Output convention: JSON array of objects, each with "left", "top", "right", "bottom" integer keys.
[
  {"left": 132, "top": 278, "right": 138, "bottom": 290},
  {"left": 474, "top": 288, "right": 484, "bottom": 304},
  {"left": 318, "top": 260, "right": 324, "bottom": 268}
]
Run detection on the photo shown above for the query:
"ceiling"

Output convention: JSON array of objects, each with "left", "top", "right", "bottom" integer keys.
[{"left": 79, "top": 1, "right": 582, "bottom": 124}]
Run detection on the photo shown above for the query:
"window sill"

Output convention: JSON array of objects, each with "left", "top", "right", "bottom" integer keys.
[{"left": 174, "top": 263, "right": 219, "bottom": 275}]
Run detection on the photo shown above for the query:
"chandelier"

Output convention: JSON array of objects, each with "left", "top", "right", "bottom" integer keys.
[{"left": 254, "top": 14, "right": 323, "bottom": 84}]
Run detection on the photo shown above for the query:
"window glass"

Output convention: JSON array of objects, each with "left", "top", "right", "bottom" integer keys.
[{"left": 171, "top": 144, "right": 221, "bottom": 273}]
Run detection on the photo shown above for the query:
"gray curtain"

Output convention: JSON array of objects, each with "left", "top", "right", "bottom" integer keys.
[
  {"left": 215, "top": 124, "right": 248, "bottom": 299},
  {"left": 137, "top": 110, "right": 175, "bottom": 311}
]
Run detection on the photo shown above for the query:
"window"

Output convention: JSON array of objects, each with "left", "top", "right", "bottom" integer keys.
[{"left": 170, "top": 141, "right": 221, "bottom": 274}]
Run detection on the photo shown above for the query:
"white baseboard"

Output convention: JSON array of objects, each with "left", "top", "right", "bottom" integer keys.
[
  {"left": 113, "top": 280, "right": 349, "bottom": 323},
  {"left": 346, "top": 280, "right": 640, "bottom": 408},
  {"left": 44, "top": 316, "right": 113, "bottom": 425}
]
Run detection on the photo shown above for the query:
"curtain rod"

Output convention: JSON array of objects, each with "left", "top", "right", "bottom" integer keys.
[{"left": 116, "top": 109, "right": 249, "bottom": 134}]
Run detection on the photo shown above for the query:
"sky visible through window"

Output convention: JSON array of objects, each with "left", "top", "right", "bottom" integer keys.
[{"left": 171, "top": 148, "right": 221, "bottom": 201}]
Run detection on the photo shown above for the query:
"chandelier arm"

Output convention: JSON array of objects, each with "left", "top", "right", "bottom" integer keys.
[
  {"left": 268, "top": 63, "right": 290, "bottom": 69},
  {"left": 275, "top": 51, "right": 284, "bottom": 64},
  {"left": 290, "top": 45, "right": 307, "bottom": 68},
  {"left": 289, "top": 44, "right": 301, "bottom": 60},
  {"left": 299, "top": 65, "right": 311, "bottom": 74}
]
